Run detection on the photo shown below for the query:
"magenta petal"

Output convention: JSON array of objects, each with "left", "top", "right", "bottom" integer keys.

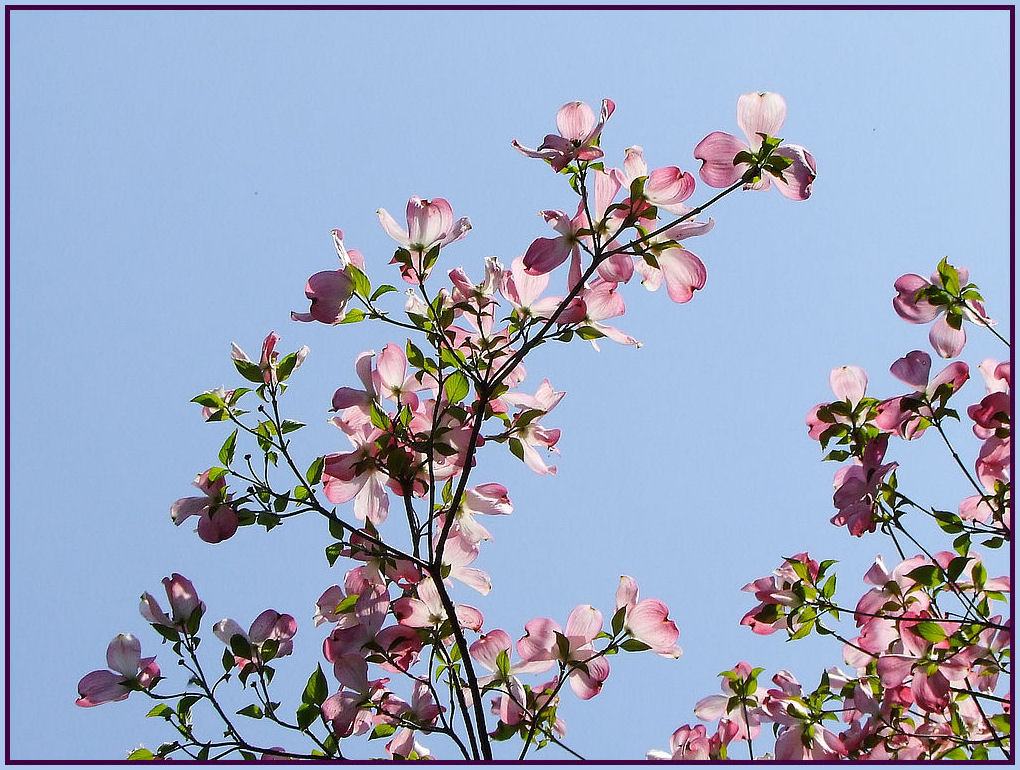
[
  {"left": 889, "top": 351, "right": 931, "bottom": 390},
  {"left": 693, "top": 132, "right": 747, "bottom": 188},
  {"left": 929, "top": 316, "right": 966, "bottom": 358},
  {"left": 523, "top": 236, "right": 570, "bottom": 275},
  {"left": 893, "top": 274, "right": 939, "bottom": 323},
  {"left": 76, "top": 670, "right": 130, "bottom": 707}
]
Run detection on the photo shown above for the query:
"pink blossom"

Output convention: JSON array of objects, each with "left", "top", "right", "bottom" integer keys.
[
  {"left": 621, "top": 145, "right": 696, "bottom": 214},
  {"left": 214, "top": 610, "right": 297, "bottom": 669},
  {"left": 517, "top": 605, "right": 610, "bottom": 699},
  {"left": 614, "top": 576, "right": 681, "bottom": 657},
  {"left": 512, "top": 99, "right": 615, "bottom": 173},
  {"left": 392, "top": 576, "right": 483, "bottom": 633},
  {"left": 169, "top": 469, "right": 239, "bottom": 544},
  {"left": 874, "top": 350, "right": 969, "bottom": 439},
  {"left": 291, "top": 230, "right": 365, "bottom": 324},
  {"left": 378, "top": 197, "right": 471, "bottom": 283},
  {"left": 139, "top": 573, "right": 205, "bottom": 631},
  {"left": 76, "top": 635, "right": 159, "bottom": 707},
  {"left": 694, "top": 92, "right": 816, "bottom": 200},
  {"left": 892, "top": 265, "right": 993, "bottom": 358}
]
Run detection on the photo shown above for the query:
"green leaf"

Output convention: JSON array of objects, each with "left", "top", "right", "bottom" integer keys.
[
  {"left": 233, "top": 358, "right": 265, "bottom": 384},
  {"left": 444, "top": 371, "right": 470, "bottom": 404},
  {"left": 339, "top": 308, "right": 365, "bottom": 324},
  {"left": 369, "top": 402, "right": 391, "bottom": 430},
  {"left": 371, "top": 284, "right": 398, "bottom": 301},
  {"left": 370, "top": 723, "right": 397, "bottom": 740},
  {"left": 217, "top": 429, "right": 238, "bottom": 466},
  {"left": 237, "top": 704, "right": 264, "bottom": 719},
  {"left": 296, "top": 702, "right": 319, "bottom": 730},
  {"left": 913, "top": 621, "right": 947, "bottom": 643},
  {"left": 230, "top": 634, "right": 253, "bottom": 660},
  {"left": 325, "top": 542, "right": 344, "bottom": 567},
  {"left": 306, "top": 456, "right": 325, "bottom": 486},
  {"left": 302, "top": 665, "right": 328, "bottom": 706},
  {"left": 611, "top": 606, "right": 627, "bottom": 637},
  {"left": 905, "top": 564, "right": 940, "bottom": 588},
  {"left": 348, "top": 265, "right": 371, "bottom": 298}
]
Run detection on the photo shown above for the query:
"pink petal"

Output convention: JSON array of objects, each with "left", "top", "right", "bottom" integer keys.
[
  {"left": 556, "top": 101, "right": 595, "bottom": 141},
  {"left": 737, "top": 92, "right": 787, "bottom": 148},
  {"left": 694, "top": 132, "right": 748, "bottom": 187},
  {"left": 929, "top": 315, "right": 966, "bottom": 358},
  {"left": 658, "top": 247, "right": 707, "bottom": 303},
  {"left": 829, "top": 365, "right": 869, "bottom": 403},
  {"left": 106, "top": 634, "right": 142, "bottom": 677},
  {"left": 889, "top": 351, "right": 931, "bottom": 390}
]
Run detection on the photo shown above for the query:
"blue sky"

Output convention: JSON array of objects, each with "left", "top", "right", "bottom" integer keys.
[{"left": 7, "top": 5, "right": 1012, "bottom": 761}]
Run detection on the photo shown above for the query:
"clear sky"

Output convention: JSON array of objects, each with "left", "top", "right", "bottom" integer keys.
[{"left": 7, "top": 5, "right": 1012, "bottom": 762}]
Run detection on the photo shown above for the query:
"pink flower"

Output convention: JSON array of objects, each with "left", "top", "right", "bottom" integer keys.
[
  {"left": 139, "top": 573, "right": 205, "bottom": 632},
  {"left": 377, "top": 197, "right": 471, "bottom": 283},
  {"left": 512, "top": 99, "right": 616, "bottom": 173},
  {"left": 291, "top": 229, "right": 364, "bottom": 324},
  {"left": 892, "top": 262, "right": 993, "bottom": 358},
  {"left": 169, "top": 469, "right": 239, "bottom": 544},
  {"left": 214, "top": 610, "right": 297, "bottom": 669},
  {"left": 621, "top": 145, "right": 696, "bottom": 214},
  {"left": 392, "top": 576, "right": 484, "bottom": 633},
  {"left": 694, "top": 92, "right": 816, "bottom": 200},
  {"left": 830, "top": 435, "right": 898, "bottom": 536},
  {"left": 517, "top": 605, "right": 610, "bottom": 700},
  {"left": 693, "top": 661, "right": 765, "bottom": 740},
  {"left": 76, "top": 635, "right": 159, "bottom": 707},
  {"left": 614, "top": 576, "right": 682, "bottom": 657},
  {"left": 874, "top": 351, "right": 969, "bottom": 439}
]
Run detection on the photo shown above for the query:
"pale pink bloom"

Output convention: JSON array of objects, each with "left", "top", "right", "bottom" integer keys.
[
  {"left": 765, "top": 671, "right": 847, "bottom": 759},
  {"left": 892, "top": 267, "right": 992, "bottom": 358},
  {"left": 378, "top": 197, "right": 471, "bottom": 282},
  {"left": 622, "top": 145, "right": 696, "bottom": 214},
  {"left": 694, "top": 92, "right": 816, "bottom": 200},
  {"left": 76, "top": 634, "right": 160, "bottom": 707},
  {"left": 392, "top": 576, "right": 484, "bottom": 632},
  {"left": 322, "top": 423, "right": 391, "bottom": 526},
  {"left": 830, "top": 435, "right": 898, "bottom": 536},
  {"left": 499, "top": 256, "right": 560, "bottom": 320},
  {"left": 437, "top": 529, "right": 491, "bottom": 594},
  {"left": 806, "top": 365, "right": 869, "bottom": 440},
  {"left": 517, "top": 605, "right": 610, "bottom": 699},
  {"left": 512, "top": 99, "right": 615, "bottom": 172},
  {"left": 693, "top": 662, "right": 765, "bottom": 740},
  {"left": 291, "top": 230, "right": 365, "bottom": 324},
  {"left": 576, "top": 279, "right": 640, "bottom": 350},
  {"left": 214, "top": 610, "right": 297, "bottom": 668},
  {"left": 453, "top": 483, "right": 513, "bottom": 544},
  {"left": 313, "top": 569, "right": 374, "bottom": 628},
  {"left": 139, "top": 573, "right": 204, "bottom": 631},
  {"left": 740, "top": 553, "right": 818, "bottom": 635},
  {"left": 522, "top": 210, "right": 586, "bottom": 277},
  {"left": 975, "top": 436, "right": 1010, "bottom": 491},
  {"left": 330, "top": 350, "right": 378, "bottom": 429},
  {"left": 169, "top": 469, "right": 239, "bottom": 544},
  {"left": 874, "top": 351, "right": 969, "bottom": 439},
  {"left": 614, "top": 576, "right": 681, "bottom": 657}
]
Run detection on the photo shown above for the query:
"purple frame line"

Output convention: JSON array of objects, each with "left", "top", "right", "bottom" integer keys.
[{"left": 3, "top": 3, "right": 1015, "bottom": 766}]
